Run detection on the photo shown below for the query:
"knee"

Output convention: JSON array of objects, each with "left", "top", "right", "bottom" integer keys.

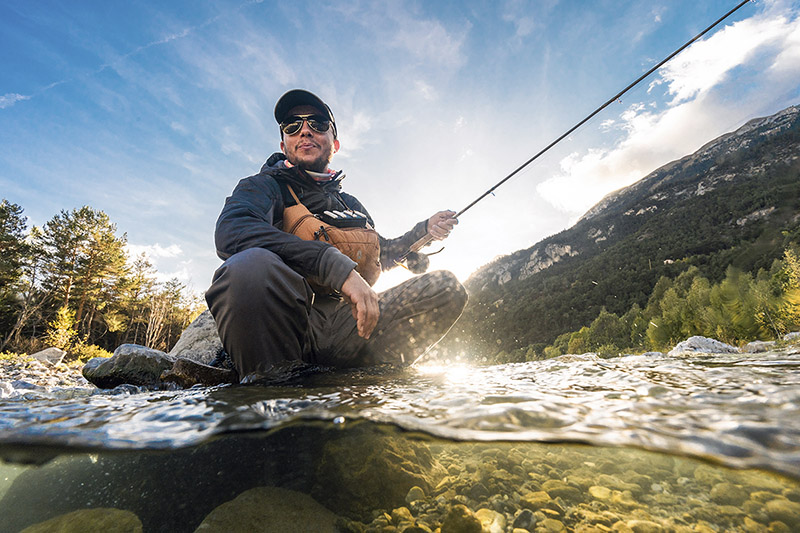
[
  {"left": 430, "top": 270, "right": 468, "bottom": 311},
  {"left": 208, "top": 248, "right": 308, "bottom": 306}
]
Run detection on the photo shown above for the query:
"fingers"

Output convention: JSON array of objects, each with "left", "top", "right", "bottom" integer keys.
[
  {"left": 428, "top": 210, "right": 458, "bottom": 241},
  {"left": 357, "top": 291, "right": 380, "bottom": 339},
  {"left": 341, "top": 269, "right": 380, "bottom": 339}
]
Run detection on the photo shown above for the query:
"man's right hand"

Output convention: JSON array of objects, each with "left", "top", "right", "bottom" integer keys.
[{"left": 340, "top": 269, "right": 379, "bottom": 339}]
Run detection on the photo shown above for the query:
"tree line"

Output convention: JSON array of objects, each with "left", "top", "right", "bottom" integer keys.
[
  {"left": 0, "top": 199, "right": 204, "bottom": 361},
  {"left": 491, "top": 244, "right": 800, "bottom": 363}
]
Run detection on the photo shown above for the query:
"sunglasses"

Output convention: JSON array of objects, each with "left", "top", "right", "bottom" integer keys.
[{"left": 280, "top": 114, "right": 333, "bottom": 136}]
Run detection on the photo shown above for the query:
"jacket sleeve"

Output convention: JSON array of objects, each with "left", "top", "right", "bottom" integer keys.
[{"left": 214, "top": 174, "right": 356, "bottom": 291}]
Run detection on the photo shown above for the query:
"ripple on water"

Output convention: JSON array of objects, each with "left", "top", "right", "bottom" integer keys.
[{"left": 0, "top": 351, "right": 799, "bottom": 480}]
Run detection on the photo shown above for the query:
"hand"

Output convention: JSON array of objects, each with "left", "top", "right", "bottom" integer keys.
[
  {"left": 340, "top": 269, "right": 380, "bottom": 339},
  {"left": 427, "top": 210, "right": 458, "bottom": 241}
]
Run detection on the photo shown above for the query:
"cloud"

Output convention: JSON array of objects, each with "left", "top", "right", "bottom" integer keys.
[
  {"left": 537, "top": 7, "right": 800, "bottom": 216},
  {"left": 0, "top": 93, "right": 31, "bottom": 109},
  {"left": 127, "top": 243, "right": 183, "bottom": 260}
]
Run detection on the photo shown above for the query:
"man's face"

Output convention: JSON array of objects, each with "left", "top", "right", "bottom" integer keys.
[{"left": 280, "top": 104, "right": 340, "bottom": 172}]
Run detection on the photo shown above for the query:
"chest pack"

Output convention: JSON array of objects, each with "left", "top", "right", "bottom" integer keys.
[{"left": 282, "top": 185, "right": 381, "bottom": 286}]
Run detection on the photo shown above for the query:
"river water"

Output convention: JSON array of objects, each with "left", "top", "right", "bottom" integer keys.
[{"left": 1, "top": 350, "right": 799, "bottom": 532}]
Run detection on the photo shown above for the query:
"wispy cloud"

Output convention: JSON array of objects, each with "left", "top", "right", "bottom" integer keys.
[
  {"left": 537, "top": 6, "right": 800, "bottom": 216},
  {"left": 0, "top": 93, "right": 30, "bottom": 109}
]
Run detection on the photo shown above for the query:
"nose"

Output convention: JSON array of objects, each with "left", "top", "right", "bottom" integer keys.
[{"left": 299, "top": 119, "right": 314, "bottom": 136}]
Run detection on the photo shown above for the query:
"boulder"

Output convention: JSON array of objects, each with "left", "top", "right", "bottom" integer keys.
[
  {"left": 194, "top": 486, "right": 338, "bottom": 533},
  {"left": 743, "top": 340, "right": 777, "bottom": 353},
  {"left": 29, "top": 347, "right": 66, "bottom": 365},
  {"left": 667, "top": 336, "right": 739, "bottom": 356},
  {"left": 82, "top": 344, "right": 175, "bottom": 389},
  {"left": 161, "top": 357, "right": 237, "bottom": 387},
  {"left": 783, "top": 331, "right": 800, "bottom": 341},
  {"left": 169, "top": 310, "right": 223, "bottom": 365}
]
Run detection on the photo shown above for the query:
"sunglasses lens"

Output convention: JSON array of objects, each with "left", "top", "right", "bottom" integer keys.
[
  {"left": 282, "top": 121, "right": 303, "bottom": 135},
  {"left": 307, "top": 120, "right": 330, "bottom": 133},
  {"left": 281, "top": 116, "right": 331, "bottom": 135}
]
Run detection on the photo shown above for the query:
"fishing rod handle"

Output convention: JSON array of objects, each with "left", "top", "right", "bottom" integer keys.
[{"left": 408, "top": 233, "right": 435, "bottom": 254}]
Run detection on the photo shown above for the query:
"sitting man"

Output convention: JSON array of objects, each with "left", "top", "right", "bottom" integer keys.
[{"left": 205, "top": 89, "right": 467, "bottom": 382}]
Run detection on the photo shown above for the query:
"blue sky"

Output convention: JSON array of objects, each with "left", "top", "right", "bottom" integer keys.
[{"left": 1, "top": 0, "right": 799, "bottom": 294}]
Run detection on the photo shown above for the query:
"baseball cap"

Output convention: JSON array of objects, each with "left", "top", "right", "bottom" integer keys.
[{"left": 274, "top": 89, "right": 336, "bottom": 131}]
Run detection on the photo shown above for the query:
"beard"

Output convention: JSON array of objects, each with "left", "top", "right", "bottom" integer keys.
[{"left": 292, "top": 153, "right": 331, "bottom": 173}]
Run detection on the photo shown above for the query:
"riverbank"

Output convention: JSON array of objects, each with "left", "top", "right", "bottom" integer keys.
[{"left": 0, "top": 356, "right": 90, "bottom": 391}]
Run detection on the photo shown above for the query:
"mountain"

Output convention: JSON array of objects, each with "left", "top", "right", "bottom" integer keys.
[{"left": 449, "top": 105, "right": 800, "bottom": 358}]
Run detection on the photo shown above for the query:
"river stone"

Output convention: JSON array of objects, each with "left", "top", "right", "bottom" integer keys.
[
  {"left": 440, "top": 504, "right": 482, "bottom": 533},
  {"left": 668, "top": 336, "right": 739, "bottom": 356},
  {"left": 29, "top": 347, "right": 66, "bottom": 365},
  {"left": 169, "top": 309, "right": 223, "bottom": 364},
  {"left": 20, "top": 508, "right": 143, "bottom": 533},
  {"left": 783, "top": 332, "right": 800, "bottom": 341},
  {"left": 194, "top": 486, "right": 337, "bottom": 532},
  {"left": 475, "top": 508, "right": 506, "bottom": 533},
  {"left": 765, "top": 498, "right": 800, "bottom": 527},
  {"left": 406, "top": 485, "right": 426, "bottom": 503},
  {"left": 520, "top": 490, "right": 552, "bottom": 511},
  {"left": 82, "top": 344, "right": 175, "bottom": 388},
  {"left": 625, "top": 519, "right": 663, "bottom": 533},
  {"left": 743, "top": 340, "right": 777, "bottom": 353},
  {"left": 710, "top": 482, "right": 748, "bottom": 505},
  {"left": 542, "top": 479, "right": 582, "bottom": 502},
  {"left": 160, "top": 357, "right": 237, "bottom": 387},
  {"left": 312, "top": 427, "right": 446, "bottom": 519}
]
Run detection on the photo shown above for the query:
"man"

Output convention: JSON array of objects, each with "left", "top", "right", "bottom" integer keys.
[{"left": 206, "top": 89, "right": 467, "bottom": 382}]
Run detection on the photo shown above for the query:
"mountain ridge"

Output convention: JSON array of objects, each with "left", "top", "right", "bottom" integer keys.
[{"left": 452, "top": 104, "right": 800, "bottom": 358}]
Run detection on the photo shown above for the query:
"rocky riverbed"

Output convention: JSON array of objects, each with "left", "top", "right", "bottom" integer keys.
[{"left": 0, "top": 356, "right": 90, "bottom": 393}]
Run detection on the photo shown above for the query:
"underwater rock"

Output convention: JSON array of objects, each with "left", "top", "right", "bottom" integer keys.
[
  {"left": 169, "top": 310, "right": 223, "bottom": 365},
  {"left": 475, "top": 508, "right": 506, "bottom": 533},
  {"left": 520, "top": 490, "right": 552, "bottom": 511},
  {"left": 541, "top": 479, "right": 582, "bottom": 502},
  {"left": 312, "top": 426, "right": 446, "bottom": 519},
  {"left": 710, "top": 482, "right": 748, "bottom": 505},
  {"left": 29, "top": 347, "right": 66, "bottom": 365},
  {"left": 194, "top": 486, "right": 338, "bottom": 533},
  {"left": 19, "top": 508, "right": 143, "bottom": 533},
  {"left": 624, "top": 519, "right": 663, "bottom": 533},
  {"left": 406, "top": 485, "right": 426, "bottom": 503},
  {"left": 82, "top": 344, "right": 175, "bottom": 388},
  {"left": 764, "top": 498, "right": 800, "bottom": 528},
  {"left": 668, "top": 336, "right": 739, "bottom": 356},
  {"left": 440, "top": 504, "right": 482, "bottom": 533}
]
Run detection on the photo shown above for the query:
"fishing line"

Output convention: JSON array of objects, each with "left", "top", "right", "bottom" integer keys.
[{"left": 401, "top": 0, "right": 752, "bottom": 261}]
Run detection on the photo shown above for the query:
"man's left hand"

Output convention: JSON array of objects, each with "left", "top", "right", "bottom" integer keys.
[{"left": 427, "top": 210, "right": 458, "bottom": 241}]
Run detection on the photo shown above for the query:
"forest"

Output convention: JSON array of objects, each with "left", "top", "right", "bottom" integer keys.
[
  {"left": 491, "top": 247, "right": 800, "bottom": 363},
  {"left": 0, "top": 199, "right": 204, "bottom": 362}
]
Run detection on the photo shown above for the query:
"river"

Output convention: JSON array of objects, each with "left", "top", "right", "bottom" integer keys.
[{"left": 1, "top": 350, "right": 799, "bottom": 532}]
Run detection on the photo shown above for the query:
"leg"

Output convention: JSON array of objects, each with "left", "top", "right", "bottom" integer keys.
[
  {"left": 319, "top": 270, "right": 468, "bottom": 367},
  {"left": 205, "top": 248, "right": 315, "bottom": 381}
]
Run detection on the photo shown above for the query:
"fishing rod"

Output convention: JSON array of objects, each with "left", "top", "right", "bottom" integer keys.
[{"left": 401, "top": 0, "right": 752, "bottom": 261}]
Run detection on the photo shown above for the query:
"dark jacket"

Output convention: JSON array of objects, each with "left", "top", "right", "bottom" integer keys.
[{"left": 214, "top": 153, "right": 429, "bottom": 291}]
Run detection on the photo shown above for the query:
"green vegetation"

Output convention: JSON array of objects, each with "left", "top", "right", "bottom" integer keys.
[{"left": 0, "top": 200, "right": 203, "bottom": 362}]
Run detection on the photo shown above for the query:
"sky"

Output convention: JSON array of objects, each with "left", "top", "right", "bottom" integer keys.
[{"left": 1, "top": 0, "right": 799, "bottom": 295}]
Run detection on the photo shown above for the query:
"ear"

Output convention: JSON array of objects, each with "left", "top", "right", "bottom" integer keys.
[
  {"left": 333, "top": 139, "right": 340, "bottom": 153},
  {"left": 280, "top": 140, "right": 286, "bottom": 154}
]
